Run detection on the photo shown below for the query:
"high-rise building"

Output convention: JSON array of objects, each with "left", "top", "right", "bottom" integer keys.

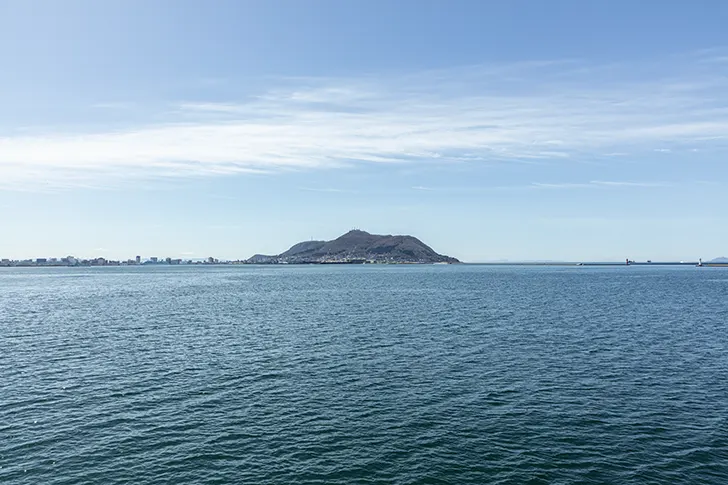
[{"left": 135, "top": 255, "right": 141, "bottom": 264}]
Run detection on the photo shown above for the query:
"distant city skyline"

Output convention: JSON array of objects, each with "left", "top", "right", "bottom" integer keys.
[
  {"left": 0, "top": 254, "right": 223, "bottom": 267},
  {"left": 2, "top": 252, "right": 726, "bottom": 266},
  {"left": 2, "top": 1, "right": 728, "bottom": 261}
]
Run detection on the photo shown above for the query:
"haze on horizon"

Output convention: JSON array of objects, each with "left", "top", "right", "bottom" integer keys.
[{"left": 1, "top": 0, "right": 727, "bottom": 262}]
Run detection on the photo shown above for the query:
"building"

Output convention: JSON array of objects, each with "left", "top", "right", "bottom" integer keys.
[{"left": 135, "top": 255, "right": 141, "bottom": 264}]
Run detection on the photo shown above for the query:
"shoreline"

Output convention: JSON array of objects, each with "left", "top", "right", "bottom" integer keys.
[{"left": 3, "top": 261, "right": 727, "bottom": 268}]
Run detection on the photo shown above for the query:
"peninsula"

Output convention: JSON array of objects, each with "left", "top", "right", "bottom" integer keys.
[{"left": 246, "top": 230, "right": 460, "bottom": 264}]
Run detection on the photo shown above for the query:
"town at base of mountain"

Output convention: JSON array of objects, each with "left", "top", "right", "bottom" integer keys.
[{"left": 246, "top": 230, "right": 460, "bottom": 264}]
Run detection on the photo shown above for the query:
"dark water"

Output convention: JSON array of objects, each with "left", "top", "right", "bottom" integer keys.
[{"left": 1, "top": 265, "right": 727, "bottom": 484}]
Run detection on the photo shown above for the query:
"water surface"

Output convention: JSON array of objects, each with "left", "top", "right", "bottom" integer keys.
[{"left": 1, "top": 265, "right": 727, "bottom": 484}]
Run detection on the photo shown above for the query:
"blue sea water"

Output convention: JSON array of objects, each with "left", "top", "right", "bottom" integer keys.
[{"left": 1, "top": 264, "right": 727, "bottom": 484}]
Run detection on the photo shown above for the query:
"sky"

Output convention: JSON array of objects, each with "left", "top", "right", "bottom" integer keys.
[{"left": 1, "top": 0, "right": 728, "bottom": 262}]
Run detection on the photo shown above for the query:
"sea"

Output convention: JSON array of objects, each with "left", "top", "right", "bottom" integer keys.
[{"left": 1, "top": 264, "right": 727, "bottom": 484}]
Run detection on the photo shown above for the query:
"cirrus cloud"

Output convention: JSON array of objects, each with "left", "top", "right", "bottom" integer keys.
[{"left": 2, "top": 54, "right": 728, "bottom": 190}]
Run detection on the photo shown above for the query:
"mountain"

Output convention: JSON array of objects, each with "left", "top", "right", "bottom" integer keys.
[
  {"left": 709, "top": 256, "right": 728, "bottom": 263},
  {"left": 247, "top": 230, "right": 459, "bottom": 264}
]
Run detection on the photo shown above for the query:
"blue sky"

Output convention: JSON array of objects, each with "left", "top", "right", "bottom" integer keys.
[{"left": 1, "top": 0, "right": 728, "bottom": 262}]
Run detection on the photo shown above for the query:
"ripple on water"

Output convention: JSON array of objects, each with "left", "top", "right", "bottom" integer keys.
[{"left": 1, "top": 265, "right": 727, "bottom": 484}]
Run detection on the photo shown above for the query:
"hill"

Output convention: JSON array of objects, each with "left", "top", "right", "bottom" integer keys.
[
  {"left": 247, "top": 230, "right": 459, "bottom": 264},
  {"left": 709, "top": 256, "right": 728, "bottom": 263}
]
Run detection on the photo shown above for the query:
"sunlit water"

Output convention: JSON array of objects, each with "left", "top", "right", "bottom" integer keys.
[{"left": 1, "top": 265, "right": 727, "bottom": 484}]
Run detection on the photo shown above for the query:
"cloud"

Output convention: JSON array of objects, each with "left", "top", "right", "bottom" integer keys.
[
  {"left": 2, "top": 55, "right": 728, "bottom": 189},
  {"left": 531, "top": 182, "right": 594, "bottom": 189},
  {"left": 589, "top": 180, "right": 672, "bottom": 188},
  {"left": 176, "top": 102, "right": 247, "bottom": 114},
  {"left": 410, "top": 180, "right": 671, "bottom": 192},
  {"left": 531, "top": 180, "right": 672, "bottom": 190}
]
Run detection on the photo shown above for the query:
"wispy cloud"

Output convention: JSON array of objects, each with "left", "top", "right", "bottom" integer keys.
[
  {"left": 531, "top": 182, "right": 594, "bottom": 189},
  {"left": 410, "top": 180, "right": 672, "bottom": 192},
  {"left": 532, "top": 180, "right": 672, "bottom": 190},
  {"left": 589, "top": 180, "right": 672, "bottom": 188},
  {"left": 176, "top": 102, "right": 247, "bottom": 114},
  {"left": 2, "top": 54, "right": 728, "bottom": 189}
]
